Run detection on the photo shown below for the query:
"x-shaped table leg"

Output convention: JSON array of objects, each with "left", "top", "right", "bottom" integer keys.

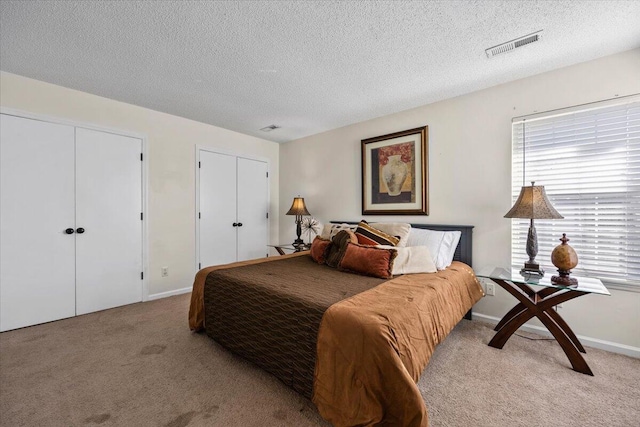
[{"left": 488, "top": 279, "right": 593, "bottom": 376}]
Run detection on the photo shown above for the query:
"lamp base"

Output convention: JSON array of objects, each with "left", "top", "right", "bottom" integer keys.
[
  {"left": 293, "top": 217, "right": 305, "bottom": 248},
  {"left": 520, "top": 268, "right": 544, "bottom": 279},
  {"left": 520, "top": 261, "right": 544, "bottom": 278}
]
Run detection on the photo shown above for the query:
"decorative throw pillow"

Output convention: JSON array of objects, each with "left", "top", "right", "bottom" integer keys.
[
  {"left": 376, "top": 245, "right": 437, "bottom": 275},
  {"left": 370, "top": 222, "right": 412, "bottom": 247},
  {"left": 406, "top": 228, "right": 462, "bottom": 270},
  {"left": 354, "top": 220, "right": 400, "bottom": 246},
  {"left": 320, "top": 223, "right": 357, "bottom": 240},
  {"left": 325, "top": 230, "right": 358, "bottom": 268},
  {"left": 339, "top": 243, "right": 397, "bottom": 279},
  {"left": 310, "top": 236, "right": 332, "bottom": 264}
]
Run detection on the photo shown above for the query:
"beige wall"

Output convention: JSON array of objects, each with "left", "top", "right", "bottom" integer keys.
[
  {"left": 2, "top": 49, "right": 639, "bottom": 350},
  {"left": 280, "top": 49, "right": 640, "bottom": 350},
  {"left": 0, "top": 71, "right": 280, "bottom": 298}
]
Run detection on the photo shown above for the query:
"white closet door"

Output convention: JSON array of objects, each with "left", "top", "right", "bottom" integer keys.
[
  {"left": 0, "top": 114, "right": 76, "bottom": 331},
  {"left": 237, "top": 158, "right": 268, "bottom": 261},
  {"left": 199, "top": 151, "right": 238, "bottom": 267},
  {"left": 75, "top": 128, "right": 142, "bottom": 315}
]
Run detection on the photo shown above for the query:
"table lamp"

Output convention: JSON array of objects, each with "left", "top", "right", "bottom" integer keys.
[
  {"left": 286, "top": 196, "right": 310, "bottom": 247},
  {"left": 504, "top": 181, "right": 563, "bottom": 277}
]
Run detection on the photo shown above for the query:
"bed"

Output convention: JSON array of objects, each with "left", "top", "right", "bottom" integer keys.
[{"left": 188, "top": 223, "right": 483, "bottom": 427}]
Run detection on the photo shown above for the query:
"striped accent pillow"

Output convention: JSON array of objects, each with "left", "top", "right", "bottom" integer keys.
[{"left": 355, "top": 221, "right": 400, "bottom": 246}]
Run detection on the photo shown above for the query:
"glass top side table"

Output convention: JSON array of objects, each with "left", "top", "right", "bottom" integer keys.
[
  {"left": 268, "top": 243, "right": 311, "bottom": 256},
  {"left": 475, "top": 267, "right": 610, "bottom": 295},
  {"left": 475, "top": 266, "right": 610, "bottom": 376}
]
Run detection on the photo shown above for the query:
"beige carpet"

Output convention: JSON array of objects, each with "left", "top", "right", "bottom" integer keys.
[{"left": 0, "top": 293, "right": 638, "bottom": 427}]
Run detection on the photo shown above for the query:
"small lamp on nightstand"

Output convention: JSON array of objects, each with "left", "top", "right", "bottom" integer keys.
[
  {"left": 504, "top": 181, "right": 563, "bottom": 277},
  {"left": 286, "top": 196, "right": 310, "bottom": 248}
]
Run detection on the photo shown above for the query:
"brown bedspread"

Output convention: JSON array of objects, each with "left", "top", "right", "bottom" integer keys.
[
  {"left": 203, "top": 254, "right": 386, "bottom": 399},
  {"left": 188, "top": 251, "right": 309, "bottom": 331},
  {"left": 313, "top": 262, "right": 483, "bottom": 426},
  {"left": 188, "top": 255, "right": 483, "bottom": 426}
]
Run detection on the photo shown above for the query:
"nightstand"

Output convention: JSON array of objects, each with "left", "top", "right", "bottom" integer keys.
[
  {"left": 268, "top": 243, "right": 311, "bottom": 256},
  {"left": 475, "top": 267, "right": 610, "bottom": 376}
]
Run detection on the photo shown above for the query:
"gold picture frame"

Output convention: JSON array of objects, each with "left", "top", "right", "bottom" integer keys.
[{"left": 361, "top": 126, "right": 428, "bottom": 215}]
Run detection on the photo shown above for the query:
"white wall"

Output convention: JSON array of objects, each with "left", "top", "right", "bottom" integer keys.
[
  {"left": 280, "top": 48, "right": 640, "bottom": 350},
  {"left": 0, "top": 71, "right": 280, "bottom": 298}
]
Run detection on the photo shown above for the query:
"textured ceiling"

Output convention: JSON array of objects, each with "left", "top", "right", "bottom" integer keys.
[{"left": 1, "top": 1, "right": 639, "bottom": 143}]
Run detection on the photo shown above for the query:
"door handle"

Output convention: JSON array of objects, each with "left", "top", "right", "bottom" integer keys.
[
  {"left": 76, "top": 228, "right": 85, "bottom": 234},
  {"left": 65, "top": 228, "right": 75, "bottom": 234},
  {"left": 237, "top": 223, "right": 243, "bottom": 227},
  {"left": 232, "top": 223, "right": 238, "bottom": 227}
]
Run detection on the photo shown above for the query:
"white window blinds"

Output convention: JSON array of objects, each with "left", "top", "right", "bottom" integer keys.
[{"left": 511, "top": 96, "right": 640, "bottom": 289}]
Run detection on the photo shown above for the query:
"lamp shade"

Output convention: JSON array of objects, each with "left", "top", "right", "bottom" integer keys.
[
  {"left": 504, "top": 182, "right": 563, "bottom": 220},
  {"left": 286, "top": 197, "right": 310, "bottom": 216}
]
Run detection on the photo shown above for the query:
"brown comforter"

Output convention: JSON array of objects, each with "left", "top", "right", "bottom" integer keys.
[
  {"left": 188, "top": 251, "right": 309, "bottom": 332},
  {"left": 189, "top": 254, "right": 483, "bottom": 427}
]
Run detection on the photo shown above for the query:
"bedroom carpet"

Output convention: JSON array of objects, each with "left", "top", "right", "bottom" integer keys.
[{"left": 0, "top": 293, "right": 638, "bottom": 427}]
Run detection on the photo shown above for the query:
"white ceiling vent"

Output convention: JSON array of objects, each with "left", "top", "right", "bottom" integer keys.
[
  {"left": 260, "top": 124, "right": 280, "bottom": 132},
  {"left": 485, "top": 30, "right": 543, "bottom": 58}
]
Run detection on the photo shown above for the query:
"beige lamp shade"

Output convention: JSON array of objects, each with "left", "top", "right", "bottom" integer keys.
[
  {"left": 504, "top": 182, "right": 563, "bottom": 220},
  {"left": 286, "top": 197, "right": 310, "bottom": 216},
  {"left": 504, "top": 181, "right": 562, "bottom": 277}
]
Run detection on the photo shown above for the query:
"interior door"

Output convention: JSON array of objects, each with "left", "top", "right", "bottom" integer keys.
[
  {"left": 199, "top": 150, "right": 238, "bottom": 267},
  {"left": 0, "top": 114, "right": 76, "bottom": 331},
  {"left": 75, "top": 128, "right": 143, "bottom": 315},
  {"left": 237, "top": 157, "right": 269, "bottom": 261}
]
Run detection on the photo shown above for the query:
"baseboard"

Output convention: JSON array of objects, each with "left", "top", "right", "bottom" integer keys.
[
  {"left": 472, "top": 312, "right": 640, "bottom": 359},
  {"left": 147, "top": 286, "right": 192, "bottom": 301}
]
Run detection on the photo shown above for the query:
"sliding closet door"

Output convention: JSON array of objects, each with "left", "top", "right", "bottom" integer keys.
[
  {"left": 236, "top": 158, "right": 268, "bottom": 261},
  {"left": 0, "top": 114, "right": 76, "bottom": 331},
  {"left": 199, "top": 150, "right": 238, "bottom": 267},
  {"left": 75, "top": 128, "right": 143, "bottom": 315}
]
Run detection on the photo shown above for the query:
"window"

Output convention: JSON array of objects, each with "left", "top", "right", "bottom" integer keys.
[{"left": 511, "top": 96, "right": 640, "bottom": 289}]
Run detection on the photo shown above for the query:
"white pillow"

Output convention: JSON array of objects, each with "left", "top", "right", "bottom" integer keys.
[
  {"left": 320, "top": 223, "right": 357, "bottom": 240},
  {"left": 406, "top": 228, "right": 461, "bottom": 270},
  {"left": 377, "top": 245, "right": 437, "bottom": 275},
  {"left": 370, "top": 222, "right": 412, "bottom": 247}
]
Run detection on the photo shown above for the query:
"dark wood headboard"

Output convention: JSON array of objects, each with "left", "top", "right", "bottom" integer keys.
[{"left": 330, "top": 221, "right": 474, "bottom": 267}]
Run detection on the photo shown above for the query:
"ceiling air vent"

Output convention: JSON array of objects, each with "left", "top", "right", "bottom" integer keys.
[
  {"left": 260, "top": 124, "right": 280, "bottom": 132},
  {"left": 485, "top": 30, "right": 543, "bottom": 58}
]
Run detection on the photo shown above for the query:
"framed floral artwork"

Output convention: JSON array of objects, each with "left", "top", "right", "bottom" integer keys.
[{"left": 361, "top": 126, "right": 428, "bottom": 215}]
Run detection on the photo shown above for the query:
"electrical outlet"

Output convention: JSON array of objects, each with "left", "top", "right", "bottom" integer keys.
[
  {"left": 161, "top": 267, "right": 169, "bottom": 277},
  {"left": 478, "top": 278, "right": 495, "bottom": 296},
  {"left": 486, "top": 283, "right": 495, "bottom": 296}
]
